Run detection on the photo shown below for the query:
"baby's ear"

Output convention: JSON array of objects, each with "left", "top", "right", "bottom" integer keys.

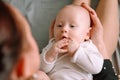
[
  {"left": 49, "top": 19, "right": 56, "bottom": 39},
  {"left": 85, "top": 27, "right": 91, "bottom": 40}
]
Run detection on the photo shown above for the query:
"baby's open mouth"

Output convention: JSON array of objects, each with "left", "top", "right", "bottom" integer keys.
[
  {"left": 61, "top": 36, "right": 70, "bottom": 40},
  {"left": 62, "top": 36, "right": 67, "bottom": 39},
  {"left": 61, "top": 45, "right": 68, "bottom": 49}
]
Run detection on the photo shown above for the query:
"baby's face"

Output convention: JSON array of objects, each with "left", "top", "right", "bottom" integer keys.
[{"left": 54, "top": 5, "right": 91, "bottom": 44}]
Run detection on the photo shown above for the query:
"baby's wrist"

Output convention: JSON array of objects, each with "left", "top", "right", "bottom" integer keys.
[{"left": 45, "top": 50, "right": 58, "bottom": 62}]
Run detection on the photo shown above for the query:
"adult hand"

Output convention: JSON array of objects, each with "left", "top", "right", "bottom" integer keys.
[
  {"left": 82, "top": 3, "right": 103, "bottom": 44},
  {"left": 81, "top": 3, "right": 109, "bottom": 59}
]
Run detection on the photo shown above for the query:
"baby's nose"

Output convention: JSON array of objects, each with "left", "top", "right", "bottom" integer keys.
[
  {"left": 61, "top": 30, "right": 67, "bottom": 33},
  {"left": 61, "top": 26, "right": 69, "bottom": 33}
]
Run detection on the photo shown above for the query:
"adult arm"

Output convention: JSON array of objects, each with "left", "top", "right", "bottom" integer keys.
[{"left": 96, "top": 0, "right": 119, "bottom": 59}]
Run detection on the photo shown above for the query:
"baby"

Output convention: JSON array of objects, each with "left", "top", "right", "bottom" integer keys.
[{"left": 41, "top": 5, "right": 103, "bottom": 80}]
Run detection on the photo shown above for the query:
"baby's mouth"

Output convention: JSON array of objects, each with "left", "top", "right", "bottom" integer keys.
[
  {"left": 62, "top": 36, "right": 67, "bottom": 39},
  {"left": 61, "top": 36, "right": 70, "bottom": 40}
]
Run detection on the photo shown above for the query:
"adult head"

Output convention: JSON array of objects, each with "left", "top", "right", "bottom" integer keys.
[
  {"left": 0, "top": 1, "right": 22, "bottom": 80},
  {"left": 0, "top": 1, "right": 40, "bottom": 80}
]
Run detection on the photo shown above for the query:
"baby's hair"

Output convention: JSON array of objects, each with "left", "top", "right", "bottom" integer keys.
[{"left": 0, "top": 1, "right": 22, "bottom": 79}]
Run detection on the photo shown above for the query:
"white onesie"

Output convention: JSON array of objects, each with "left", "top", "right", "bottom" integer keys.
[{"left": 40, "top": 38, "right": 103, "bottom": 80}]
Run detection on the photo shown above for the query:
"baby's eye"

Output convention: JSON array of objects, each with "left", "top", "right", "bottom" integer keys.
[
  {"left": 57, "top": 24, "right": 62, "bottom": 27},
  {"left": 70, "top": 25, "right": 76, "bottom": 28}
]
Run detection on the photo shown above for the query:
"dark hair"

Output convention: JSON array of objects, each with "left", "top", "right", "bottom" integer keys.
[{"left": 0, "top": 1, "right": 22, "bottom": 80}]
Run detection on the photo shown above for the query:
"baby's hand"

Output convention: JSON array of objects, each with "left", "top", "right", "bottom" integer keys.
[
  {"left": 55, "top": 38, "right": 69, "bottom": 53},
  {"left": 51, "top": 38, "right": 69, "bottom": 55},
  {"left": 68, "top": 40, "right": 80, "bottom": 57},
  {"left": 46, "top": 38, "right": 69, "bottom": 62}
]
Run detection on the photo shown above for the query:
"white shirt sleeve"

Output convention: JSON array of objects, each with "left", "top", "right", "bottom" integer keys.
[
  {"left": 71, "top": 40, "right": 103, "bottom": 74},
  {"left": 40, "top": 38, "right": 57, "bottom": 73}
]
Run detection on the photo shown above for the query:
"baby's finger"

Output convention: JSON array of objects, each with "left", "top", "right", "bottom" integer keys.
[
  {"left": 59, "top": 48, "right": 68, "bottom": 53},
  {"left": 55, "top": 39, "right": 69, "bottom": 49}
]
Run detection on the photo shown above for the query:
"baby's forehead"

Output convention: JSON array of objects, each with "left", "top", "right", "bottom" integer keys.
[
  {"left": 61, "top": 5, "right": 88, "bottom": 14},
  {"left": 56, "top": 5, "right": 91, "bottom": 27},
  {"left": 57, "top": 5, "right": 90, "bottom": 20}
]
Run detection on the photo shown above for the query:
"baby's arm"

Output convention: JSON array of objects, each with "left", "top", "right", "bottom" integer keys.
[
  {"left": 40, "top": 39, "right": 56, "bottom": 73},
  {"left": 45, "top": 38, "right": 68, "bottom": 62},
  {"left": 71, "top": 40, "right": 103, "bottom": 74},
  {"left": 40, "top": 38, "right": 68, "bottom": 72}
]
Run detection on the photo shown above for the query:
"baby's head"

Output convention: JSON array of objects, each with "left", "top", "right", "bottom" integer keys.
[{"left": 53, "top": 5, "right": 91, "bottom": 43}]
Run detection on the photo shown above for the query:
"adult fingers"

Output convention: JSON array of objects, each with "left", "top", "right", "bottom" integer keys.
[{"left": 81, "top": 3, "right": 102, "bottom": 28}]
